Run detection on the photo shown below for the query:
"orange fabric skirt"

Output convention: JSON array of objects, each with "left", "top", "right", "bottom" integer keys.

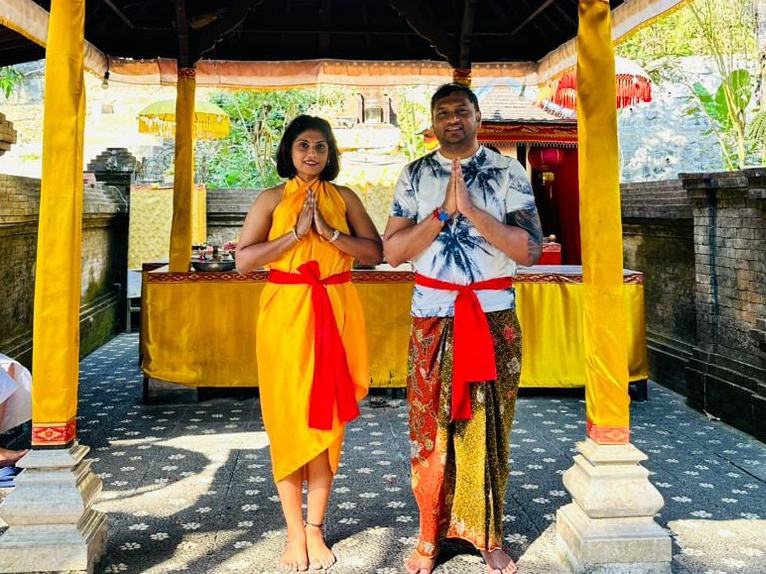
[{"left": 257, "top": 177, "right": 369, "bottom": 483}]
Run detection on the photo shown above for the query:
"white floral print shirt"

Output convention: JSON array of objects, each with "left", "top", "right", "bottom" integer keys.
[{"left": 390, "top": 146, "right": 536, "bottom": 317}]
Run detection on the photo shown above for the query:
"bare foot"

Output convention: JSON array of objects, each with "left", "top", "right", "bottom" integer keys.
[
  {"left": 281, "top": 527, "right": 308, "bottom": 571},
  {"left": 481, "top": 548, "right": 517, "bottom": 574},
  {"left": 405, "top": 548, "right": 439, "bottom": 574},
  {"left": 0, "top": 448, "right": 29, "bottom": 468},
  {"left": 305, "top": 523, "right": 335, "bottom": 570}
]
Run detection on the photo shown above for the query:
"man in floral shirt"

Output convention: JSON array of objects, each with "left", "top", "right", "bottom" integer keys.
[{"left": 384, "top": 83, "right": 542, "bottom": 574}]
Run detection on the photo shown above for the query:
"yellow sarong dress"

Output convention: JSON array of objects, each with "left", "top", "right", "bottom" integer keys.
[{"left": 257, "top": 177, "right": 370, "bottom": 482}]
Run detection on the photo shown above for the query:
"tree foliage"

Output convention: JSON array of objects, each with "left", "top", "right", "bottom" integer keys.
[
  {"left": 0, "top": 66, "right": 22, "bottom": 98},
  {"left": 395, "top": 86, "right": 430, "bottom": 160},
  {"left": 196, "top": 87, "right": 345, "bottom": 189},
  {"left": 616, "top": 0, "right": 757, "bottom": 169}
]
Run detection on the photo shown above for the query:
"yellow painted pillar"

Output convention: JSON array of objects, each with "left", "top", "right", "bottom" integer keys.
[
  {"left": 31, "top": 0, "right": 86, "bottom": 447},
  {"left": 169, "top": 68, "right": 196, "bottom": 272},
  {"left": 576, "top": 0, "right": 631, "bottom": 444}
]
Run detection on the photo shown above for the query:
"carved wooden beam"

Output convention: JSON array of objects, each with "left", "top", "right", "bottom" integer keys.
[
  {"left": 174, "top": 0, "right": 191, "bottom": 69},
  {"left": 319, "top": 0, "right": 332, "bottom": 55},
  {"left": 192, "top": 0, "right": 261, "bottom": 62},
  {"left": 458, "top": 0, "right": 476, "bottom": 70},
  {"left": 388, "top": 0, "right": 457, "bottom": 67}
]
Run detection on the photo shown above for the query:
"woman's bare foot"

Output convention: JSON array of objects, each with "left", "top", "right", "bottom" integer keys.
[
  {"left": 281, "top": 526, "right": 309, "bottom": 571},
  {"left": 305, "top": 522, "right": 335, "bottom": 570},
  {"left": 0, "top": 448, "right": 28, "bottom": 468},
  {"left": 405, "top": 548, "right": 439, "bottom": 574},
  {"left": 481, "top": 548, "right": 517, "bottom": 574}
]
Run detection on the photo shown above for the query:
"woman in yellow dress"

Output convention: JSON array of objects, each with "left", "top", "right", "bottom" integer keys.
[{"left": 235, "top": 115, "right": 383, "bottom": 571}]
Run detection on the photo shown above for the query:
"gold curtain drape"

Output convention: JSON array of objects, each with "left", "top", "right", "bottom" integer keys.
[
  {"left": 169, "top": 69, "right": 197, "bottom": 272},
  {"left": 577, "top": 0, "right": 631, "bottom": 444},
  {"left": 128, "top": 184, "right": 207, "bottom": 269},
  {"left": 30, "top": 0, "right": 85, "bottom": 447}
]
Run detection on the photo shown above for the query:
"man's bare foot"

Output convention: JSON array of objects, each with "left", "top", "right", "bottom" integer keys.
[
  {"left": 481, "top": 548, "right": 517, "bottom": 574},
  {"left": 281, "top": 527, "right": 308, "bottom": 571},
  {"left": 405, "top": 548, "right": 439, "bottom": 574},
  {"left": 305, "top": 522, "right": 335, "bottom": 570},
  {"left": 0, "top": 448, "right": 28, "bottom": 468}
]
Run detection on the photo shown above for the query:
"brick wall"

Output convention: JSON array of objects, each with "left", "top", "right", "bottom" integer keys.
[
  {"left": 678, "top": 170, "right": 766, "bottom": 440},
  {"left": 0, "top": 174, "right": 128, "bottom": 368},
  {"left": 205, "top": 188, "right": 260, "bottom": 244},
  {"left": 621, "top": 180, "right": 696, "bottom": 395},
  {"left": 622, "top": 171, "right": 766, "bottom": 442}
]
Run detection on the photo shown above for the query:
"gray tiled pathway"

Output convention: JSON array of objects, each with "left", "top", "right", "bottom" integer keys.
[{"left": 1, "top": 333, "right": 765, "bottom": 573}]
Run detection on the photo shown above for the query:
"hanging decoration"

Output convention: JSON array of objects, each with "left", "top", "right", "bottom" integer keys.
[
  {"left": 527, "top": 146, "right": 565, "bottom": 200},
  {"left": 542, "top": 56, "right": 652, "bottom": 111},
  {"left": 527, "top": 147, "right": 565, "bottom": 172}
]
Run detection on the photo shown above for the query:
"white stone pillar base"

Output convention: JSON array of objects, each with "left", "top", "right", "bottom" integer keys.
[
  {"left": 555, "top": 439, "right": 671, "bottom": 574},
  {"left": 557, "top": 503, "right": 671, "bottom": 573},
  {"left": 0, "top": 442, "right": 107, "bottom": 573}
]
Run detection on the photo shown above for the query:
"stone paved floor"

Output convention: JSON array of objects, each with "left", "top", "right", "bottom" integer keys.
[{"left": 1, "top": 333, "right": 765, "bottom": 573}]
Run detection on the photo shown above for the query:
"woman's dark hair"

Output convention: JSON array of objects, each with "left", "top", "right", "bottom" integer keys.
[
  {"left": 430, "top": 83, "right": 480, "bottom": 114},
  {"left": 276, "top": 115, "right": 341, "bottom": 181}
]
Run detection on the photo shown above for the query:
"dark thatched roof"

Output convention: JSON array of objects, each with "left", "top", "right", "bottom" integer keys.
[{"left": 1, "top": 1, "right": 642, "bottom": 70}]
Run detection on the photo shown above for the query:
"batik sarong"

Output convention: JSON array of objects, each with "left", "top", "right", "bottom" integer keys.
[{"left": 408, "top": 308, "right": 521, "bottom": 557}]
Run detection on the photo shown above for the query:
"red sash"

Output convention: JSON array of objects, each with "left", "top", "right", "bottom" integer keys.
[
  {"left": 268, "top": 261, "right": 359, "bottom": 430},
  {"left": 414, "top": 273, "right": 514, "bottom": 421}
]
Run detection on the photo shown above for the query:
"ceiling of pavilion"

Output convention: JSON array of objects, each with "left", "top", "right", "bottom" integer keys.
[{"left": 1, "top": 0, "right": 644, "bottom": 69}]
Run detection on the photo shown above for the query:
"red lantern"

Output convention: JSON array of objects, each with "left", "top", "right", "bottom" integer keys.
[{"left": 527, "top": 147, "right": 565, "bottom": 172}]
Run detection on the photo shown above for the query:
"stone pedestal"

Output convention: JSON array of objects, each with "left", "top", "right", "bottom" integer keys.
[
  {"left": 0, "top": 442, "right": 107, "bottom": 573},
  {"left": 556, "top": 438, "right": 671, "bottom": 574}
]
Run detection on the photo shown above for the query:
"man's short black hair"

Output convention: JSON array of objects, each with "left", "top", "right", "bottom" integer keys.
[
  {"left": 430, "top": 83, "right": 480, "bottom": 114},
  {"left": 275, "top": 115, "right": 341, "bottom": 181}
]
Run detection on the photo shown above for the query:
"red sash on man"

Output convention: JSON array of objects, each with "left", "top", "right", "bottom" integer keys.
[
  {"left": 414, "top": 273, "right": 514, "bottom": 421},
  {"left": 268, "top": 260, "right": 359, "bottom": 430}
]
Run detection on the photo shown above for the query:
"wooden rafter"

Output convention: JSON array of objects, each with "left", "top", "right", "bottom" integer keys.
[
  {"left": 319, "top": 0, "right": 331, "bottom": 54},
  {"left": 193, "top": 0, "right": 260, "bottom": 62},
  {"left": 458, "top": 0, "right": 476, "bottom": 70},
  {"left": 102, "top": 0, "right": 136, "bottom": 29},
  {"left": 388, "top": 0, "right": 457, "bottom": 67},
  {"left": 361, "top": 0, "right": 371, "bottom": 51},
  {"left": 174, "top": 0, "right": 191, "bottom": 68},
  {"left": 510, "top": 0, "right": 556, "bottom": 36}
]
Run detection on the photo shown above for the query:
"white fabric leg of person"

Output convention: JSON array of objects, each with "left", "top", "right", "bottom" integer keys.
[{"left": 0, "top": 354, "right": 32, "bottom": 467}]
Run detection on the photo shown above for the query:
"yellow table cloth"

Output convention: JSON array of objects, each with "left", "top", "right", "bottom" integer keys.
[{"left": 140, "top": 265, "right": 647, "bottom": 389}]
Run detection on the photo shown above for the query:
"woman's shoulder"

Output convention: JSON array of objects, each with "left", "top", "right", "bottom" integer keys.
[
  {"left": 333, "top": 184, "right": 366, "bottom": 208},
  {"left": 256, "top": 184, "right": 285, "bottom": 204},
  {"left": 333, "top": 184, "right": 358, "bottom": 199},
  {"left": 262, "top": 183, "right": 286, "bottom": 196}
]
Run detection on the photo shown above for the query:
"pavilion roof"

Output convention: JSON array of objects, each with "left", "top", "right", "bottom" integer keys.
[
  {"left": 0, "top": 0, "right": 687, "bottom": 87},
  {"left": 478, "top": 85, "right": 574, "bottom": 123}
]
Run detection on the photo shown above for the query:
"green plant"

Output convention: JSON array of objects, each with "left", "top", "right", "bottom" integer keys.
[
  {"left": 685, "top": 69, "right": 754, "bottom": 169},
  {"left": 196, "top": 88, "right": 345, "bottom": 189},
  {"left": 395, "top": 86, "right": 429, "bottom": 160},
  {"left": 617, "top": 0, "right": 758, "bottom": 169},
  {"left": 0, "top": 66, "right": 22, "bottom": 98}
]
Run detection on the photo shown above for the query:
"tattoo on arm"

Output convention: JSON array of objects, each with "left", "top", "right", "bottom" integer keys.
[{"left": 506, "top": 208, "right": 544, "bottom": 262}]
